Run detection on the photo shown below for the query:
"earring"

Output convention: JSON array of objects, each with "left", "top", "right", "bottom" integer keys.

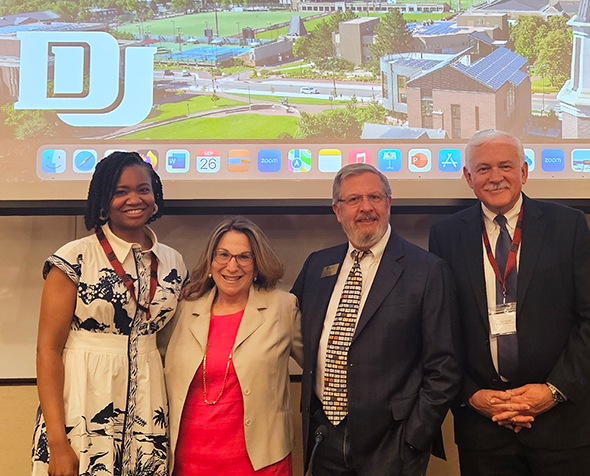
[
  {"left": 208, "top": 273, "right": 212, "bottom": 279},
  {"left": 254, "top": 275, "right": 258, "bottom": 282},
  {"left": 99, "top": 209, "right": 108, "bottom": 221},
  {"left": 152, "top": 204, "right": 159, "bottom": 216}
]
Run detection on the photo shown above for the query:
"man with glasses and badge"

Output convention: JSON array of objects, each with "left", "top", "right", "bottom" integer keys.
[
  {"left": 292, "top": 163, "right": 462, "bottom": 476},
  {"left": 429, "top": 130, "right": 590, "bottom": 475}
]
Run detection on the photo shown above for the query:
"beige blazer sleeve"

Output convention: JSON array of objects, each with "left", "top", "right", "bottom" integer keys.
[{"left": 164, "top": 286, "right": 301, "bottom": 473}]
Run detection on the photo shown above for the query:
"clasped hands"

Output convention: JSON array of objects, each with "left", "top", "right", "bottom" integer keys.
[{"left": 468, "top": 384, "right": 556, "bottom": 433}]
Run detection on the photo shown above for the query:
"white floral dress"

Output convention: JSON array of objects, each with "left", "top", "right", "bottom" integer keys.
[{"left": 32, "top": 224, "right": 188, "bottom": 476}]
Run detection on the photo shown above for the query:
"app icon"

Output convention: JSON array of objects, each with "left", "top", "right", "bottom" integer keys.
[
  {"left": 378, "top": 149, "right": 401, "bottom": 172},
  {"left": 524, "top": 149, "right": 535, "bottom": 172},
  {"left": 318, "top": 149, "right": 342, "bottom": 172},
  {"left": 196, "top": 149, "right": 221, "bottom": 173},
  {"left": 166, "top": 149, "right": 190, "bottom": 173},
  {"left": 288, "top": 149, "right": 312, "bottom": 172},
  {"left": 105, "top": 149, "right": 126, "bottom": 158},
  {"left": 258, "top": 149, "right": 281, "bottom": 172},
  {"left": 438, "top": 149, "right": 461, "bottom": 172},
  {"left": 228, "top": 149, "right": 251, "bottom": 172},
  {"left": 41, "top": 149, "right": 66, "bottom": 174},
  {"left": 73, "top": 149, "right": 97, "bottom": 173},
  {"left": 409, "top": 149, "right": 432, "bottom": 172},
  {"left": 349, "top": 149, "right": 371, "bottom": 164},
  {"left": 541, "top": 148, "right": 564, "bottom": 172},
  {"left": 572, "top": 149, "right": 590, "bottom": 172},
  {"left": 138, "top": 149, "right": 159, "bottom": 170}
]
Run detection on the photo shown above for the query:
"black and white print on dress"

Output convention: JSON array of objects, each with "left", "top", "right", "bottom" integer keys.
[{"left": 32, "top": 225, "right": 188, "bottom": 476}]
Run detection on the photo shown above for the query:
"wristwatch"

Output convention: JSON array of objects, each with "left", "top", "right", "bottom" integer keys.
[{"left": 546, "top": 382, "right": 566, "bottom": 404}]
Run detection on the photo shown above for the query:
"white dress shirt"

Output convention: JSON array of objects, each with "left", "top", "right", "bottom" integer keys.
[
  {"left": 315, "top": 225, "right": 392, "bottom": 397},
  {"left": 481, "top": 194, "right": 522, "bottom": 375}
]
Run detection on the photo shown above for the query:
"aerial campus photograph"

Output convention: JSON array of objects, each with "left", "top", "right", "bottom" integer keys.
[{"left": 0, "top": 0, "right": 589, "bottom": 144}]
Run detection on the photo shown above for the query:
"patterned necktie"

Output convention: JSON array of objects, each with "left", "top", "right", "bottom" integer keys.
[
  {"left": 323, "top": 249, "right": 369, "bottom": 425},
  {"left": 494, "top": 215, "right": 519, "bottom": 381}
]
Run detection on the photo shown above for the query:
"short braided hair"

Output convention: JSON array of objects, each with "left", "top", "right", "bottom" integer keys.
[{"left": 84, "top": 151, "right": 164, "bottom": 231}]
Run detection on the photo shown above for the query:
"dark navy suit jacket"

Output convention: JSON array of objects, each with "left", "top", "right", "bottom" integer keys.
[
  {"left": 292, "top": 230, "right": 462, "bottom": 476},
  {"left": 429, "top": 195, "right": 590, "bottom": 451}
]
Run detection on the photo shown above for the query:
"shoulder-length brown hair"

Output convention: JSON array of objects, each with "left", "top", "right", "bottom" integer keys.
[{"left": 184, "top": 216, "right": 285, "bottom": 300}]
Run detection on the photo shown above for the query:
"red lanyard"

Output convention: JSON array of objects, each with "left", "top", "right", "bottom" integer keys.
[
  {"left": 481, "top": 204, "right": 524, "bottom": 300},
  {"left": 96, "top": 228, "right": 158, "bottom": 320}
]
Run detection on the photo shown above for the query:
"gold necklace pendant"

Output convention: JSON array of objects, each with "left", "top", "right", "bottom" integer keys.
[{"left": 202, "top": 344, "right": 233, "bottom": 405}]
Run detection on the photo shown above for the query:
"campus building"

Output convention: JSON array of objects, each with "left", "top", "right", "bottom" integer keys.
[
  {"left": 333, "top": 12, "right": 509, "bottom": 65},
  {"left": 293, "top": 0, "right": 449, "bottom": 14},
  {"left": 333, "top": 17, "right": 379, "bottom": 64},
  {"left": 475, "top": 0, "right": 581, "bottom": 19},
  {"left": 557, "top": 0, "right": 590, "bottom": 138},
  {"left": 381, "top": 46, "right": 531, "bottom": 139}
]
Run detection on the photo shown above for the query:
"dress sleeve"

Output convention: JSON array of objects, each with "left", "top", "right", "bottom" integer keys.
[{"left": 43, "top": 241, "right": 84, "bottom": 285}]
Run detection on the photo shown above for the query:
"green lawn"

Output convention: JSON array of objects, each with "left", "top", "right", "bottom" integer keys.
[
  {"left": 124, "top": 114, "right": 300, "bottom": 139},
  {"left": 268, "top": 60, "right": 309, "bottom": 71},
  {"left": 117, "top": 11, "right": 317, "bottom": 38},
  {"left": 146, "top": 95, "right": 247, "bottom": 123},
  {"left": 531, "top": 77, "right": 559, "bottom": 93}
]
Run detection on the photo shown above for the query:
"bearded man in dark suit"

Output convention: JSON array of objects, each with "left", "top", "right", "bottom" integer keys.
[{"left": 292, "top": 163, "right": 462, "bottom": 476}]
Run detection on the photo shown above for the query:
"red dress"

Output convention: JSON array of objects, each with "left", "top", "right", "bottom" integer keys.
[{"left": 174, "top": 310, "right": 293, "bottom": 476}]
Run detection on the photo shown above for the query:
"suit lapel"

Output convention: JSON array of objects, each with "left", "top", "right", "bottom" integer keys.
[
  {"left": 460, "top": 204, "right": 489, "bottom": 331},
  {"left": 234, "top": 286, "right": 266, "bottom": 350},
  {"left": 517, "top": 196, "right": 545, "bottom": 314},
  {"left": 353, "top": 232, "right": 404, "bottom": 341},
  {"left": 188, "top": 289, "right": 216, "bottom": 351}
]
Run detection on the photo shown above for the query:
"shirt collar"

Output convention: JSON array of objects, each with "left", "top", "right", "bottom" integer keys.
[
  {"left": 481, "top": 193, "right": 523, "bottom": 232},
  {"left": 347, "top": 224, "right": 391, "bottom": 261},
  {"left": 101, "top": 223, "right": 161, "bottom": 262}
]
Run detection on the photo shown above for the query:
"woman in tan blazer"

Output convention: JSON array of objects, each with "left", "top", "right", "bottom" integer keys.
[{"left": 165, "top": 216, "right": 303, "bottom": 475}]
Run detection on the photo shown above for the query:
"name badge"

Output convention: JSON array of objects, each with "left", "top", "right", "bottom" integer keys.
[
  {"left": 489, "top": 302, "right": 517, "bottom": 336},
  {"left": 321, "top": 264, "right": 339, "bottom": 278}
]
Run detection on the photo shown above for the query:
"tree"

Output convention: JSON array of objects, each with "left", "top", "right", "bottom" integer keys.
[
  {"left": 535, "top": 29, "right": 572, "bottom": 88},
  {"left": 369, "top": 9, "right": 412, "bottom": 59},
  {"left": 356, "top": 98, "right": 386, "bottom": 125},
  {"left": 52, "top": 1, "right": 80, "bottom": 22},
  {"left": 296, "top": 109, "right": 362, "bottom": 139},
  {"left": 1, "top": 104, "right": 54, "bottom": 140},
  {"left": 292, "top": 10, "right": 358, "bottom": 62},
  {"left": 510, "top": 15, "right": 547, "bottom": 60}
]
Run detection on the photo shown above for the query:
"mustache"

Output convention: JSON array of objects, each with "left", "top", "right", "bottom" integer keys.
[
  {"left": 483, "top": 182, "right": 510, "bottom": 191},
  {"left": 356, "top": 212, "right": 379, "bottom": 222}
]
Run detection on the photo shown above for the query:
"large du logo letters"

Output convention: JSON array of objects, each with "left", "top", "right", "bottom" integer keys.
[{"left": 15, "top": 32, "right": 155, "bottom": 127}]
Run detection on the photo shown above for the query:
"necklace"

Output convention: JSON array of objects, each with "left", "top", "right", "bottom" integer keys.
[{"left": 202, "top": 341, "right": 233, "bottom": 405}]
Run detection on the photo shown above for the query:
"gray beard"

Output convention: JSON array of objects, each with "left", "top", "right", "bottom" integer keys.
[{"left": 341, "top": 221, "right": 388, "bottom": 250}]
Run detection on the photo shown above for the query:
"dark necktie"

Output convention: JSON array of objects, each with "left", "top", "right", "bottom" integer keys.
[
  {"left": 494, "top": 215, "right": 519, "bottom": 381},
  {"left": 323, "top": 249, "right": 369, "bottom": 425}
]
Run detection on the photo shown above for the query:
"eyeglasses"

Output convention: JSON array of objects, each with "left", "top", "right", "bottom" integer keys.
[
  {"left": 213, "top": 249, "right": 254, "bottom": 266},
  {"left": 337, "top": 193, "right": 388, "bottom": 207}
]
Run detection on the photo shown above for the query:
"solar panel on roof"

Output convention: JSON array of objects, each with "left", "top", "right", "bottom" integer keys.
[{"left": 450, "top": 47, "right": 528, "bottom": 90}]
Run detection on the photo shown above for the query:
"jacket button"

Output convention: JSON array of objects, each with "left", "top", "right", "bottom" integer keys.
[
  {"left": 244, "top": 388, "right": 251, "bottom": 396},
  {"left": 484, "top": 339, "right": 490, "bottom": 346},
  {"left": 245, "top": 418, "right": 251, "bottom": 427}
]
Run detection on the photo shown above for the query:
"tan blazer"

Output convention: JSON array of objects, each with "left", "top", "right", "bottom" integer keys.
[{"left": 165, "top": 286, "right": 303, "bottom": 472}]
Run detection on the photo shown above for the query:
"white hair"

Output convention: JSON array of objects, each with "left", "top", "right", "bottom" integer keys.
[{"left": 465, "top": 130, "right": 525, "bottom": 172}]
